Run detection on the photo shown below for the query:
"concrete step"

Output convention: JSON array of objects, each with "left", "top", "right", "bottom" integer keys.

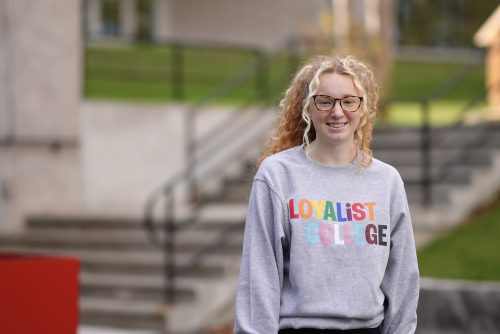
[
  {"left": 372, "top": 123, "right": 500, "bottom": 149},
  {"left": 81, "top": 272, "right": 195, "bottom": 304},
  {"left": 401, "top": 166, "right": 472, "bottom": 184},
  {"left": 371, "top": 129, "right": 421, "bottom": 149},
  {"left": 0, "top": 246, "right": 242, "bottom": 278},
  {"left": 80, "top": 297, "right": 165, "bottom": 331},
  {"left": 0, "top": 245, "right": 242, "bottom": 267},
  {"left": 0, "top": 230, "right": 155, "bottom": 251},
  {"left": 81, "top": 259, "right": 225, "bottom": 278},
  {"left": 435, "top": 129, "right": 500, "bottom": 148},
  {"left": 81, "top": 272, "right": 228, "bottom": 304},
  {"left": 205, "top": 174, "right": 454, "bottom": 206},
  {"left": 196, "top": 203, "right": 247, "bottom": 225},
  {"left": 205, "top": 180, "right": 453, "bottom": 206},
  {"left": 405, "top": 185, "right": 450, "bottom": 205},
  {"left": 218, "top": 181, "right": 252, "bottom": 203},
  {"left": 0, "top": 228, "right": 244, "bottom": 253},
  {"left": 209, "top": 149, "right": 486, "bottom": 206},
  {"left": 80, "top": 272, "right": 240, "bottom": 332},
  {"left": 25, "top": 216, "right": 143, "bottom": 230},
  {"left": 211, "top": 189, "right": 451, "bottom": 208},
  {"left": 26, "top": 203, "right": 247, "bottom": 230},
  {"left": 373, "top": 148, "right": 494, "bottom": 167},
  {"left": 222, "top": 164, "right": 472, "bottom": 186}
]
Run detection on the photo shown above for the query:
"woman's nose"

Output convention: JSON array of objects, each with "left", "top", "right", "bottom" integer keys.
[{"left": 330, "top": 102, "right": 344, "bottom": 117}]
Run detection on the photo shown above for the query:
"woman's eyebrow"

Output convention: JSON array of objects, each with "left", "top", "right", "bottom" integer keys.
[{"left": 315, "top": 93, "right": 359, "bottom": 98}]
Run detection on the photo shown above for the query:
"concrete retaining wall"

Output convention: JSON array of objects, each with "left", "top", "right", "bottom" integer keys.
[
  {"left": 80, "top": 101, "right": 272, "bottom": 216},
  {"left": 418, "top": 278, "right": 500, "bottom": 334}
]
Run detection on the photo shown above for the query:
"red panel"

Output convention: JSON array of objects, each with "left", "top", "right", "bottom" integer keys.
[{"left": 0, "top": 253, "right": 80, "bottom": 334}]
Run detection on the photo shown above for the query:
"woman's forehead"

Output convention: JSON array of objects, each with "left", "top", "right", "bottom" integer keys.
[{"left": 317, "top": 72, "right": 358, "bottom": 95}]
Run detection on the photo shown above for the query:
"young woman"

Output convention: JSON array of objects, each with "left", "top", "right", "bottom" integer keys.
[{"left": 234, "top": 55, "right": 419, "bottom": 334}]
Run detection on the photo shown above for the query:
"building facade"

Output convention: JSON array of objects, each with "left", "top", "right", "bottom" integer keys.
[{"left": 84, "top": 0, "right": 331, "bottom": 50}]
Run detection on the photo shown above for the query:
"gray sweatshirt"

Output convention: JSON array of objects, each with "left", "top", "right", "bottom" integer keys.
[{"left": 234, "top": 145, "right": 419, "bottom": 334}]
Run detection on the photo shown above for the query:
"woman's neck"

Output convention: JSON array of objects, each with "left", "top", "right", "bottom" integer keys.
[{"left": 306, "top": 140, "right": 357, "bottom": 167}]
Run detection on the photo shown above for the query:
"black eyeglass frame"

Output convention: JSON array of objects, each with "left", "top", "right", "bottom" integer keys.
[{"left": 312, "top": 95, "right": 364, "bottom": 112}]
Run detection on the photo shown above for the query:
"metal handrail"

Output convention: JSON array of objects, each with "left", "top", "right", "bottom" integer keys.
[
  {"left": 143, "top": 86, "right": 282, "bottom": 245},
  {"left": 432, "top": 123, "right": 497, "bottom": 185},
  {"left": 142, "top": 42, "right": 297, "bottom": 303},
  {"left": 142, "top": 49, "right": 273, "bottom": 237},
  {"left": 144, "top": 102, "right": 278, "bottom": 303},
  {"left": 381, "top": 97, "right": 433, "bottom": 205},
  {"left": 431, "top": 80, "right": 500, "bottom": 187},
  {"left": 143, "top": 98, "right": 269, "bottom": 247}
]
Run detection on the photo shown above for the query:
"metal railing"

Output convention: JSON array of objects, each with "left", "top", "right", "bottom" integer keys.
[
  {"left": 382, "top": 97, "right": 434, "bottom": 205},
  {"left": 383, "top": 75, "right": 498, "bottom": 207},
  {"left": 431, "top": 79, "right": 500, "bottom": 183},
  {"left": 142, "top": 38, "right": 301, "bottom": 303}
]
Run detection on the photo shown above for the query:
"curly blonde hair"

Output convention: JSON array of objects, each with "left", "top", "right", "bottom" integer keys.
[{"left": 257, "top": 54, "right": 379, "bottom": 169}]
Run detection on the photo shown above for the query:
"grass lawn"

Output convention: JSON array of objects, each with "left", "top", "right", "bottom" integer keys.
[
  {"left": 417, "top": 196, "right": 500, "bottom": 281},
  {"left": 84, "top": 44, "right": 487, "bottom": 126},
  {"left": 383, "top": 99, "right": 489, "bottom": 126},
  {"left": 391, "top": 60, "right": 485, "bottom": 100},
  {"left": 84, "top": 43, "right": 292, "bottom": 104}
]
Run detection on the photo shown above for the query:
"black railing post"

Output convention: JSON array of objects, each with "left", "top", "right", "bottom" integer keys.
[
  {"left": 256, "top": 51, "right": 269, "bottom": 102},
  {"left": 185, "top": 105, "right": 197, "bottom": 202},
  {"left": 421, "top": 99, "right": 432, "bottom": 207},
  {"left": 164, "top": 191, "right": 176, "bottom": 303},
  {"left": 287, "top": 38, "right": 300, "bottom": 77},
  {"left": 171, "top": 43, "right": 184, "bottom": 101}
]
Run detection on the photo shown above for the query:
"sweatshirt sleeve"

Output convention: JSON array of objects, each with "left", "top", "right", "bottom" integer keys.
[
  {"left": 380, "top": 181, "right": 420, "bottom": 334},
  {"left": 234, "top": 178, "right": 287, "bottom": 334}
]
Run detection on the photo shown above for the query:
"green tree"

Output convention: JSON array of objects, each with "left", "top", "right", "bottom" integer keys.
[{"left": 397, "top": 0, "right": 498, "bottom": 47}]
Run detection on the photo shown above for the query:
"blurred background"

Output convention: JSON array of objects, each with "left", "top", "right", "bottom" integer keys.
[{"left": 0, "top": 0, "right": 500, "bottom": 333}]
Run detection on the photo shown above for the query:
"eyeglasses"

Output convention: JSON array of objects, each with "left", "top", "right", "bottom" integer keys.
[{"left": 312, "top": 95, "right": 363, "bottom": 112}]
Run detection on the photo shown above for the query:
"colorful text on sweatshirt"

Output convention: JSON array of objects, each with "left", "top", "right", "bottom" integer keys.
[{"left": 289, "top": 198, "right": 388, "bottom": 247}]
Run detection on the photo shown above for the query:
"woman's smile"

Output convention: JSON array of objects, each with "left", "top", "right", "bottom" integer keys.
[{"left": 326, "top": 121, "right": 349, "bottom": 130}]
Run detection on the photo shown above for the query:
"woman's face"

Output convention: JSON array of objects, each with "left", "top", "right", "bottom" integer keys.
[{"left": 308, "top": 72, "right": 363, "bottom": 148}]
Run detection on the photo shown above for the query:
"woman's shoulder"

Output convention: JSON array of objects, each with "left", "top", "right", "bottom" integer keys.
[
  {"left": 256, "top": 146, "right": 303, "bottom": 178},
  {"left": 262, "top": 145, "right": 302, "bottom": 164},
  {"left": 368, "top": 157, "right": 404, "bottom": 183}
]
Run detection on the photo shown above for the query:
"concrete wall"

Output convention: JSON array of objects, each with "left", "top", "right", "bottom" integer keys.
[
  {"left": 85, "top": 0, "right": 329, "bottom": 49},
  {"left": 0, "top": 0, "right": 81, "bottom": 232},
  {"left": 80, "top": 102, "right": 188, "bottom": 215},
  {"left": 418, "top": 278, "right": 500, "bottom": 334},
  {"left": 6, "top": 1, "right": 81, "bottom": 139},
  {"left": 80, "top": 101, "right": 269, "bottom": 216},
  {"left": 155, "top": 0, "right": 329, "bottom": 50}
]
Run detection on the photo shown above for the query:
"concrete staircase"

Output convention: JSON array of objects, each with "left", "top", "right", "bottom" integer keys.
[
  {"left": 372, "top": 123, "right": 500, "bottom": 246},
  {"left": 1, "top": 122, "right": 500, "bottom": 333},
  {"left": 0, "top": 207, "right": 247, "bottom": 333}
]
